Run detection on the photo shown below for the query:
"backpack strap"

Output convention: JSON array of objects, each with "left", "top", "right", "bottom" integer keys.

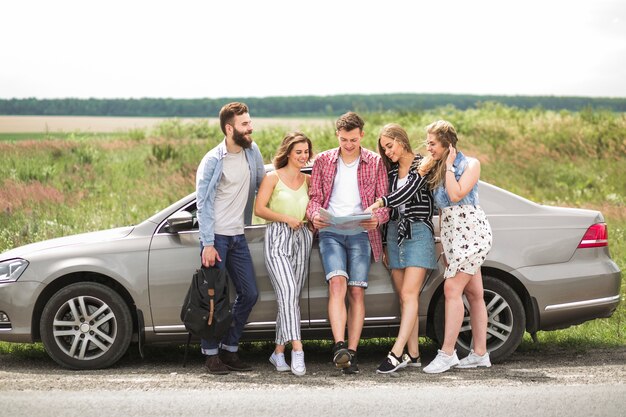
[{"left": 208, "top": 288, "right": 215, "bottom": 326}]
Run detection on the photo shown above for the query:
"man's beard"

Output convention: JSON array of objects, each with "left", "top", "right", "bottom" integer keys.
[{"left": 233, "top": 128, "right": 252, "bottom": 149}]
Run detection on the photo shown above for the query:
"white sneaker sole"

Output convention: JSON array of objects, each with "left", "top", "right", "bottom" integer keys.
[
  {"left": 423, "top": 366, "right": 450, "bottom": 374},
  {"left": 269, "top": 357, "right": 290, "bottom": 372},
  {"left": 376, "top": 363, "right": 403, "bottom": 374},
  {"left": 423, "top": 360, "right": 460, "bottom": 374},
  {"left": 456, "top": 362, "right": 492, "bottom": 369},
  {"left": 291, "top": 367, "right": 306, "bottom": 376}
]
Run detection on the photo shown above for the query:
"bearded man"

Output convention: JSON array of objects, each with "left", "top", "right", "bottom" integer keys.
[{"left": 195, "top": 102, "right": 265, "bottom": 374}]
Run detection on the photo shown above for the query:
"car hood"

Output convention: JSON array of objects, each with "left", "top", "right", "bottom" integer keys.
[{"left": 0, "top": 226, "right": 135, "bottom": 260}]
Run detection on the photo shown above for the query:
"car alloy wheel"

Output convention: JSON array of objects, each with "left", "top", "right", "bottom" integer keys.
[
  {"left": 433, "top": 275, "right": 526, "bottom": 363},
  {"left": 40, "top": 282, "right": 133, "bottom": 369}
]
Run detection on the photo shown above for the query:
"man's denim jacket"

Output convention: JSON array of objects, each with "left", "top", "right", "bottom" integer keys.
[{"left": 195, "top": 139, "right": 265, "bottom": 247}]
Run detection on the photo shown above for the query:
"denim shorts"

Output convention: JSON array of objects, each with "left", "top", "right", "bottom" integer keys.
[
  {"left": 386, "top": 220, "right": 438, "bottom": 270},
  {"left": 319, "top": 231, "right": 371, "bottom": 288}
]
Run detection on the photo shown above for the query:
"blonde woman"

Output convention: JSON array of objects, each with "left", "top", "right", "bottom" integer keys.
[
  {"left": 254, "top": 132, "right": 313, "bottom": 376},
  {"left": 366, "top": 123, "right": 436, "bottom": 374},
  {"left": 420, "top": 120, "right": 493, "bottom": 374}
]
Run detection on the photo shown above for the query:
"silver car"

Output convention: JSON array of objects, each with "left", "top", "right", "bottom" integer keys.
[{"left": 0, "top": 169, "right": 622, "bottom": 369}]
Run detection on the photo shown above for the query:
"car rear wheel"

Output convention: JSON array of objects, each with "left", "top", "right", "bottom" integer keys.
[
  {"left": 40, "top": 282, "right": 133, "bottom": 370},
  {"left": 433, "top": 275, "right": 526, "bottom": 363}
]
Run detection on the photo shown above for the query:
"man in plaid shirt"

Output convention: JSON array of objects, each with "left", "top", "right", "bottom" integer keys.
[{"left": 306, "top": 112, "right": 389, "bottom": 374}]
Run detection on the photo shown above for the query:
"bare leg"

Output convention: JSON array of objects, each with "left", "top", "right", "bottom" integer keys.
[
  {"left": 391, "top": 267, "right": 426, "bottom": 358},
  {"left": 441, "top": 271, "right": 472, "bottom": 355},
  {"left": 328, "top": 276, "right": 348, "bottom": 342},
  {"left": 346, "top": 286, "right": 365, "bottom": 351},
  {"left": 462, "top": 269, "right": 488, "bottom": 355}
]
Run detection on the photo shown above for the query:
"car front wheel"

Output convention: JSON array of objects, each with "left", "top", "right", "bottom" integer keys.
[
  {"left": 433, "top": 275, "right": 526, "bottom": 363},
  {"left": 40, "top": 282, "right": 133, "bottom": 369}
]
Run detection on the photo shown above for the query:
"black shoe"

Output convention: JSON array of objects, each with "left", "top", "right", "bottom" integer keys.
[
  {"left": 204, "top": 354, "right": 230, "bottom": 375},
  {"left": 219, "top": 349, "right": 253, "bottom": 371},
  {"left": 343, "top": 349, "right": 359, "bottom": 374},
  {"left": 376, "top": 351, "right": 404, "bottom": 374},
  {"left": 402, "top": 352, "right": 421, "bottom": 368},
  {"left": 332, "top": 341, "right": 351, "bottom": 369}
]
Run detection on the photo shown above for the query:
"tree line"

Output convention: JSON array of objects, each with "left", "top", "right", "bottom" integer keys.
[{"left": 1, "top": 94, "right": 625, "bottom": 117}]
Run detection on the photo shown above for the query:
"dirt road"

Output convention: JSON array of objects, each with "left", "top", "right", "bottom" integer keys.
[
  {"left": 1, "top": 344, "right": 624, "bottom": 387},
  {"left": 1, "top": 346, "right": 624, "bottom": 416}
]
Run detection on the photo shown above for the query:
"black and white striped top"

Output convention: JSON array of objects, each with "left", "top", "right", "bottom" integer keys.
[{"left": 381, "top": 155, "right": 435, "bottom": 245}]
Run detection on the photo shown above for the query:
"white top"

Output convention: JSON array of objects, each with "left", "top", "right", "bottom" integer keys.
[
  {"left": 327, "top": 156, "right": 362, "bottom": 216},
  {"left": 396, "top": 175, "right": 408, "bottom": 215},
  {"left": 214, "top": 150, "right": 250, "bottom": 235}
]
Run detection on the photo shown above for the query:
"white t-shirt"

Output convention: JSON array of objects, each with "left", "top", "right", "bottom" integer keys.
[
  {"left": 396, "top": 175, "right": 408, "bottom": 215},
  {"left": 214, "top": 150, "right": 250, "bottom": 235},
  {"left": 327, "top": 156, "right": 362, "bottom": 216}
]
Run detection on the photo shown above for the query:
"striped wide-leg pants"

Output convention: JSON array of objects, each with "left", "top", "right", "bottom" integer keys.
[{"left": 264, "top": 221, "right": 313, "bottom": 345}]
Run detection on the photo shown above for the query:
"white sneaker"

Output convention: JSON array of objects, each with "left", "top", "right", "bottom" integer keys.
[
  {"left": 456, "top": 350, "right": 492, "bottom": 369},
  {"left": 269, "top": 352, "right": 290, "bottom": 372},
  {"left": 423, "top": 349, "right": 460, "bottom": 374},
  {"left": 291, "top": 350, "right": 306, "bottom": 376}
]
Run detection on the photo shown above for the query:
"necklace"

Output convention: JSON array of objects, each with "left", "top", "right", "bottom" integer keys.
[{"left": 341, "top": 156, "right": 359, "bottom": 168}]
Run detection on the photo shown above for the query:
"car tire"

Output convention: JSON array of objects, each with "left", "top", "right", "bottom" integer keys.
[
  {"left": 433, "top": 275, "right": 526, "bottom": 363},
  {"left": 40, "top": 282, "right": 133, "bottom": 370}
]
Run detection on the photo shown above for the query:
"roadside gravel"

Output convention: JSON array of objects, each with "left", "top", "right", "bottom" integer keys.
[{"left": 1, "top": 345, "right": 624, "bottom": 391}]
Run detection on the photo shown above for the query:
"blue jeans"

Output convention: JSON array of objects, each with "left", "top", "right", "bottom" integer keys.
[
  {"left": 200, "top": 234, "right": 258, "bottom": 355},
  {"left": 319, "top": 231, "right": 371, "bottom": 288}
]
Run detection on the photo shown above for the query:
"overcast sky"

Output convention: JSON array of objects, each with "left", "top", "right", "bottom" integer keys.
[{"left": 2, "top": 0, "right": 625, "bottom": 99}]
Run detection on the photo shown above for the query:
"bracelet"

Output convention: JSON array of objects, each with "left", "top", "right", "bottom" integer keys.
[{"left": 446, "top": 167, "right": 455, "bottom": 173}]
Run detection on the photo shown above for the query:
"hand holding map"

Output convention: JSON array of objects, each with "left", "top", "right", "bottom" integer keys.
[{"left": 318, "top": 208, "right": 373, "bottom": 235}]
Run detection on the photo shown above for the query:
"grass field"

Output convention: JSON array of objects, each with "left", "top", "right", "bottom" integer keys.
[{"left": 0, "top": 105, "right": 624, "bottom": 357}]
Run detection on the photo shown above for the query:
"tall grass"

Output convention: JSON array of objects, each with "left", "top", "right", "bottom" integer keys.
[{"left": 0, "top": 105, "right": 624, "bottom": 351}]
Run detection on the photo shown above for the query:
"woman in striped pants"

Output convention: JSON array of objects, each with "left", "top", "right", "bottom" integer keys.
[{"left": 254, "top": 132, "right": 313, "bottom": 376}]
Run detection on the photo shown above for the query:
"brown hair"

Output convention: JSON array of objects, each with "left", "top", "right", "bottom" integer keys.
[
  {"left": 219, "top": 102, "right": 249, "bottom": 135},
  {"left": 273, "top": 131, "right": 313, "bottom": 169},
  {"left": 420, "top": 120, "right": 459, "bottom": 190},
  {"left": 335, "top": 111, "right": 365, "bottom": 132},
  {"left": 377, "top": 123, "right": 416, "bottom": 171}
]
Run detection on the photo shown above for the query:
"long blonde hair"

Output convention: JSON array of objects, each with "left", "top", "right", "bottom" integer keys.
[{"left": 420, "top": 120, "right": 459, "bottom": 190}]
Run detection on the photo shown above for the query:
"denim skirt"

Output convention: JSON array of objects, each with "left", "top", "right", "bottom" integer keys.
[{"left": 386, "top": 220, "right": 437, "bottom": 270}]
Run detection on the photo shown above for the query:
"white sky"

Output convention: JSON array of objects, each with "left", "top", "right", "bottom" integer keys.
[{"left": 1, "top": 0, "right": 625, "bottom": 99}]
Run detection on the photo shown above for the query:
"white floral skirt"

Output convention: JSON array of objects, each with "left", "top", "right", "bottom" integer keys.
[{"left": 440, "top": 205, "right": 492, "bottom": 279}]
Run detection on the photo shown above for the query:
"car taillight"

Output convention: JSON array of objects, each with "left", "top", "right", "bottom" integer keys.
[{"left": 578, "top": 223, "right": 608, "bottom": 248}]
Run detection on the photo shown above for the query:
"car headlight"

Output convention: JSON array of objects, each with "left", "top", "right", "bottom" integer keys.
[{"left": 0, "top": 259, "right": 29, "bottom": 282}]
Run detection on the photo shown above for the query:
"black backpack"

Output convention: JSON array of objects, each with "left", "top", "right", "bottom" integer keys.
[{"left": 180, "top": 266, "right": 233, "bottom": 366}]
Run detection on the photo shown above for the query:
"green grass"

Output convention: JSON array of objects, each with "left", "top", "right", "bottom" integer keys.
[{"left": 0, "top": 106, "right": 624, "bottom": 356}]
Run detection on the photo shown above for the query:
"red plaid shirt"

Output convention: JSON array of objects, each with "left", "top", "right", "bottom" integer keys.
[{"left": 306, "top": 147, "right": 389, "bottom": 262}]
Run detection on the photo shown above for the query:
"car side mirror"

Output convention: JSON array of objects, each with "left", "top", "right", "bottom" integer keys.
[{"left": 165, "top": 210, "right": 194, "bottom": 233}]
